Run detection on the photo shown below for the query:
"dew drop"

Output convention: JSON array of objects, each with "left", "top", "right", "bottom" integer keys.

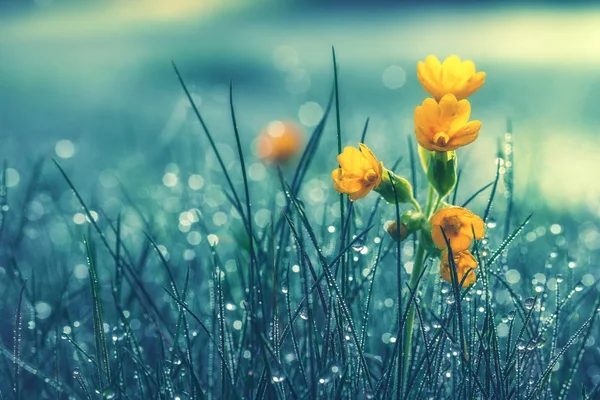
[
  {"left": 524, "top": 297, "right": 535, "bottom": 310},
  {"left": 351, "top": 242, "right": 365, "bottom": 252}
]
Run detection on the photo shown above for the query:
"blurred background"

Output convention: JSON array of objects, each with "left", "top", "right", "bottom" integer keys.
[{"left": 1, "top": 0, "right": 600, "bottom": 230}]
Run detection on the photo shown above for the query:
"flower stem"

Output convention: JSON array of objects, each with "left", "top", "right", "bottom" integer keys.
[
  {"left": 432, "top": 194, "right": 445, "bottom": 213},
  {"left": 401, "top": 185, "right": 434, "bottom": 392},
  {"left": 410, "top": 197, "right": 421, "bottom": 213}
]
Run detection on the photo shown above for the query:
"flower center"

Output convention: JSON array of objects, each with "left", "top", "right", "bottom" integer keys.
[
  {"left": 365, "top": 169, "right": 378, "bottom": 183},
  {"left": 433, "top": 132, "right": 450, "bottom": 147},
  {"left": 442, "top": 216, "right": 461, "bottom": 235}
]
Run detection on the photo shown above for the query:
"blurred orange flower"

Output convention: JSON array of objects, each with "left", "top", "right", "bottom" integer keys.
[
  {"left": 417, "top": 55, "right": 486, "bottom": 101},
  {"left": 440, "top": 248, "right": 478, "bottom": 287},
  {"left": 257, "top": 120, "right": 303, "bottom": 164},
  {"left": 332, "top": 143, "right": 383, "bottom": 201},
  {"left": 414, "top": 94, "right": 481, "bottom": 152},
  {"left": 430, "top": 206, "right": 485, "bottom": 251}
]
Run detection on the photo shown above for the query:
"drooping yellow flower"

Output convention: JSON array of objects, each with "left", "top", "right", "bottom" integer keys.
[
  {"left": 414, "top": 94, "right": 482, "bottom": 152},
  {"left": 440, "top": 248, "right": 478, "bottom": 287},
  {"left": 332, "top": 143, "right": 383, "bottom": 201},
  {"left": 417, "top": 55, "right": 486, "bottom": 101},
  {"left": 257, "top": 120, "right": 303, "bottom": 164},
  {"left": 430, "top": 206, "right": 485, "bottom": 252}
]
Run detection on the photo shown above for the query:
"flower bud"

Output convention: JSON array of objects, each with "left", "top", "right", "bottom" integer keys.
[
  {"left": 374, "top": 169, "right": 415, "bottom": 205},
  {"left": 385, "top": 211, "right": 425, "bottom": 242},
  {"left": 426, "top": 150, "right": 457, "bottom": 198},
  {"left": 401, "top": 210, "right": 425, "bottom": 232},
  {"left": 386, "top": 221, "right": 408, "bottom": 242}
]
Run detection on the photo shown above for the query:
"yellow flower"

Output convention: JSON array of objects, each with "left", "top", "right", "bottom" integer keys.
[
  {"left": 430, "top": 206, "right": 485, "bottom": 252},
  {"left": 332, "top": 143, "right": 383, "bottom": 201},
  {"left": 414, "top": 94, "right": 482, "bottom": 152},
  {"left": 257, "top": 120, "right": 303, "bottom": 164},
  {"left": 417, "top": 55, "right": 486, "bottom": 101},
  {"left": 440, "top": 248, "right": 478, "bottom": 287}
]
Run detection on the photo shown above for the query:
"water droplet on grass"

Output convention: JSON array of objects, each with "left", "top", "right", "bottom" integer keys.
[{"left": 524, "top": 297, "right": 535, "bottom": 309}]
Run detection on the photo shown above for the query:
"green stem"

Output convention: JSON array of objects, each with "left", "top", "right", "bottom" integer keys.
[
  {"left": 410, "top": 197, "right": 421, "bottom": 213},
  {"left": 401, "top": 232, "right": 426, "bottom": 391},
  {"left": 432, "top": 194, "right": 444, "bottom": 213},
  {"left": 401, "top": 185, "right": 434, "bottom": 392},
  {"left": 424, "top": 187, "right": 436, "bottom": 217}
]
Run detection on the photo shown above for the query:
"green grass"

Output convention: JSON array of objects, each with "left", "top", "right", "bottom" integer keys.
[{"left": 0, "top": 53, "right": 598, "bottom": 400}]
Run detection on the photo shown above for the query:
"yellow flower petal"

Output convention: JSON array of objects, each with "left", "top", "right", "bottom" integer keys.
[
  {"left": 416, "top": 55, "right": 485, "bottom": 100},
  {"left": 430, "top": 206, "right": 485, "bottom": 252},
  {"left": 440, "top": 249, "right": 478, "bottom": 287},
  {"left": 331, "top": 143, "right": 383, "bottom": 201},
  {"left": 449, "top": 122, "right": 480, "bottom": 147},
  {"left": 448, "top": 99, "right": 472, "bottom": 130},
  {"left": 338, "top": 147, "right": 367, "bottom": 172},
  {"left": 413, "top": 96, "right": 482, "bottom": 151}
]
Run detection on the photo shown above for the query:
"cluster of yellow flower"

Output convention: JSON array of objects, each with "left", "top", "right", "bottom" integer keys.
[
  {"left": 431, "top": 207, "right": 485, "bottom": 286},
  {"left": 332, "top": 55, "right": 488, "bottom": 287}
]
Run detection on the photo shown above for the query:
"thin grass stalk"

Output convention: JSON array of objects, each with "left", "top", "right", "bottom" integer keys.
[
  {"left": 83, "top": 236, "right": 111, "bottom": 390},
  {"left": 503, "top": 119, "right": 514, "bottom": 238},
  {"left": 482, "top": 151, "right": 502, "bottom": 223},
  {"left": 386, "top": 171, "right": 404, "bottom": 399},
  {"left": 331, "top": 47, "right": 348, "bottom": 303},
  {"left": 282, "top": 205, "right": 374, "bottom": 391},
  {"left": 531, "top": 303, "right": 599, "bottom": 396},
  {"left": 171, "top": 62, "right": 245, "bottom": 223},
  {"left": 13, "top": 281, "right": 26, "bottom": 400}
]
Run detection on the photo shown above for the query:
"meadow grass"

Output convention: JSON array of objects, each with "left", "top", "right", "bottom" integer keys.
[{"left": 0, "top": 52, "right": 599, "bottom": 400}]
